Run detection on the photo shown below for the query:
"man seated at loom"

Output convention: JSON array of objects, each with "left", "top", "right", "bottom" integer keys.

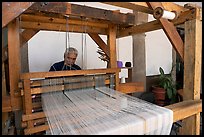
[{"left": 49, "top": 47, "right": 81, "bottom": 71}]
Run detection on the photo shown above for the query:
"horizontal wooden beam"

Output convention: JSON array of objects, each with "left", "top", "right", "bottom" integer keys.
[
  {"left": 165, "top": 99, "right": 202, "bottom": 122},
  {"left": 29, "top": 2, "right": 135, "bottom": 25},
  {"left": 20, "top": 21, "right": 107, "bottom": 35},
  {"left": 22, "top": 118, "right": 46, "bottom": 128},
  {"left": 2, "top": 2, "right": 35, "bottom": 28},
  {"left": 118, "top": 20, "right": 160, "bottom": 38},
  {"left": 102, "top": 2, "right": 153, "bottom": 14},
  {"left": 20, "top": 14, "right": 109, "bottom": 29},
  {"left": 102, "top": 2, "right": 187, "bottom": 15},
  {"left": 118, "top": 82, "right": 144, "bottom": 94},
  {"left": 20, "top": 68, "right": 120, "bottom": 79},
  {"left": 20, "top": 79, "right": 111, "bottom": 96},
  {"left": 24, "top": 125, "right": 49, "bottom": 135},
  {"left": 22, "top": 112, "right": 45, "bottom": 121}
]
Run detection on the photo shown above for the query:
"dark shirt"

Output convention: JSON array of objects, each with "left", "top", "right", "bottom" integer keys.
[{"left": 49, "top": 61, "right": 81, "bottom": 71}]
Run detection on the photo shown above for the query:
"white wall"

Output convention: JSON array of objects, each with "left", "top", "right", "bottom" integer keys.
[
  {"left": 28, "top": 2, "right": 201, "bottom": 76},
  {"left": 145, "top": 15, "right": 173, "bottom": 76}
]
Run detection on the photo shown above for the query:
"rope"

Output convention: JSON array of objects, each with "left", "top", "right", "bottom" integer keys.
[{"left": 81, "top": 16, "right": 87, "bottom": 69}]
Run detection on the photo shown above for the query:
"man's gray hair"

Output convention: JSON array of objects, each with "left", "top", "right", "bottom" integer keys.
[{"left": 64, "top": 47, "right": 78, "bottom": 56}]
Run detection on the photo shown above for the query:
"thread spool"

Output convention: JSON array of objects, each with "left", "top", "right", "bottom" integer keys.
[
  {"left": 153, "top": 7, "right": 177, "bottom": 20},
  {"left": 117, "top": 61, "right": 123, "bottom": 68},
  {"left": 125, "top": 62, "right": 131, "bottom": 67}
]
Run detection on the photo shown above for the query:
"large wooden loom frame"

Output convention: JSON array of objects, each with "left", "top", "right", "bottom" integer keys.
[{"left": 2, "top": 2, "right": 202, "bottom": 135}]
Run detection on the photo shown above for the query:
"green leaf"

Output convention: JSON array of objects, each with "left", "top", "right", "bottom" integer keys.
[
  {"left": 167, "top": 88, "right": 172, "bottom": 99},
  {"left": 173, "top": 88, "right": 177, "bottom": 95},
  {"left": 159, "top": 67, "right": 165, "bottom": 75},
  {"left": 164, "top": 82, "right": 167, "bottom": 89}
]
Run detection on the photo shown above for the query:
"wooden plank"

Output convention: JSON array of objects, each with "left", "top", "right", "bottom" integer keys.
[
  {"left": 2, "top": 96, "right": 12, "bottom": 112},
  {"left": 165, "top": 99, "right": 202, "bottom": 122},
  {"left": 88, "top": 33, "right": 110, "bottom": 57},
  {"left": 7, "top": 18, "right": 21, "bottom": 110},
  {"left": 118, "top": 82, "right": 144, "bottom": 94},
  {"left": 2, "top": 2, "right": 34, "bottom": 28},
  {"left": 32, "top": 102, "right": 42, "bottom": 109},
  {"left": 20, "top": 21, "right": 107, "bottom": 35},
  {"left": 108, "top": 24, "right": 117, "bottom": 68},
  {"left": 11, "top": 96, "right": 23, "bottom": 111},
  {"left": 159, "top": 18, "right": 184, "bottom": 61},
  {"left": 181, "top": 9, "right": 202, "bottom": 135},
  {"left": 2, "top": 63, "right": 7, "bottom": 96},
  {"left": 102, "top": 2, "right": 187, "bottom": 15},
  {"left": 147, "top": 2, "right": 184, "bottom": 61},
  {"left": 24, "top": 125, "right": 49, "bottom": 135},
  {"left": 20, "top": 14, "right": 109, "bottom": 28},
  {"left": 22, "top": 112, "right": 45, "bottom": 122},
  {"left": 20, "top": 68, "right": 120, "bottom": 79},
  {"left": 22, "top": 118, "right": 46, "bottom": 128},
  {"left": 20, "top": 29, "right": 40, "bottom": 47},
  {"left": 19, "top": 76, "right": 111, "bottom": 89},
  {"left": 108, "top": 24, "right": 118, "bottom": 90},
  {"left": 29, "top": 2, "right": 135, "bottom": 25},
  {"left": 119, "top": 20, "right": 159, "bottom": 38},
  {"left": 23, "top": 79, "right": 34, "bottom": 129},
  {"left": 21, "top": 80, "right": 111, "bottom": 96},
  {"left": 103, "top": 2, "right": 153, "bottom": 14}
]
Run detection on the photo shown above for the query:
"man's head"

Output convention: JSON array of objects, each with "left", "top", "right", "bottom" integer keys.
[{"left": 64, "top": 47, "right": 78, "bottom": 66}]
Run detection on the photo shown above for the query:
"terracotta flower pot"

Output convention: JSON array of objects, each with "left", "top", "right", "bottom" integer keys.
[{"left": 152, "top": 86, "right": 166, "bottom": 106}]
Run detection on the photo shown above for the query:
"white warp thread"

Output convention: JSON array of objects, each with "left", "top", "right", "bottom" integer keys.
[{"left": 42, "top": 87, "right": 173, "bottom": 135}]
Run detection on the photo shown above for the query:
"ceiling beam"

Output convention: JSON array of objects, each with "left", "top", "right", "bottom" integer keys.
[
  {"left": 2, "top": 2, "right": 35, "bottom": 28},
  {"left": 118, "top": 8, "right": 196, "bottom": 38},
  {"left": 28, "top": 2, "right": 135, "bottom": 25},
  {"left": 20, "top": 14, "right": 109, "bottom": 29},
  {"left": 102, "top": 2, "right": 153, "bottom": 14},
  {"left": 102, "top": 2, "right": 187, "bottom": 15},
  {"left": 20, "top": 21, "right": 107, "bottom": 35},
  {"left": 118, "top": 20, "right": 160, "bottom": 38}
]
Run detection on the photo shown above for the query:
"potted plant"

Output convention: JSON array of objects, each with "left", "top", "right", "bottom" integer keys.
[{"left": 152, "top": 66, "right": 178, "bottom": 106}]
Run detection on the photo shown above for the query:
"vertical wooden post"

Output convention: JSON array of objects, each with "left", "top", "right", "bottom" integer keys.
[
  {"left": 7, "top": 18, "right": 21, "bottom": 110},
  {"left": 23, "top": 79, "right": 34, "bottom": 129},
  {"left": 2, "top": 34, "right": 9, "bottom": 134},
  {"left": 180, "top": 7, "right": 202, "bottom": 135},
  {"left": 108, "top": 24, "right": 117, "bottom": 68},
  {"left": 108, "top": 24, "right": 119, "bottom": 90}
]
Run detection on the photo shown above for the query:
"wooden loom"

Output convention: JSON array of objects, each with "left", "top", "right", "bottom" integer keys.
[
  {"left": 19, "top": 68, "right": 121, "bottom": 134},
  {"left": 2, "top": 2, "right": 202, "bottom": 135}
]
